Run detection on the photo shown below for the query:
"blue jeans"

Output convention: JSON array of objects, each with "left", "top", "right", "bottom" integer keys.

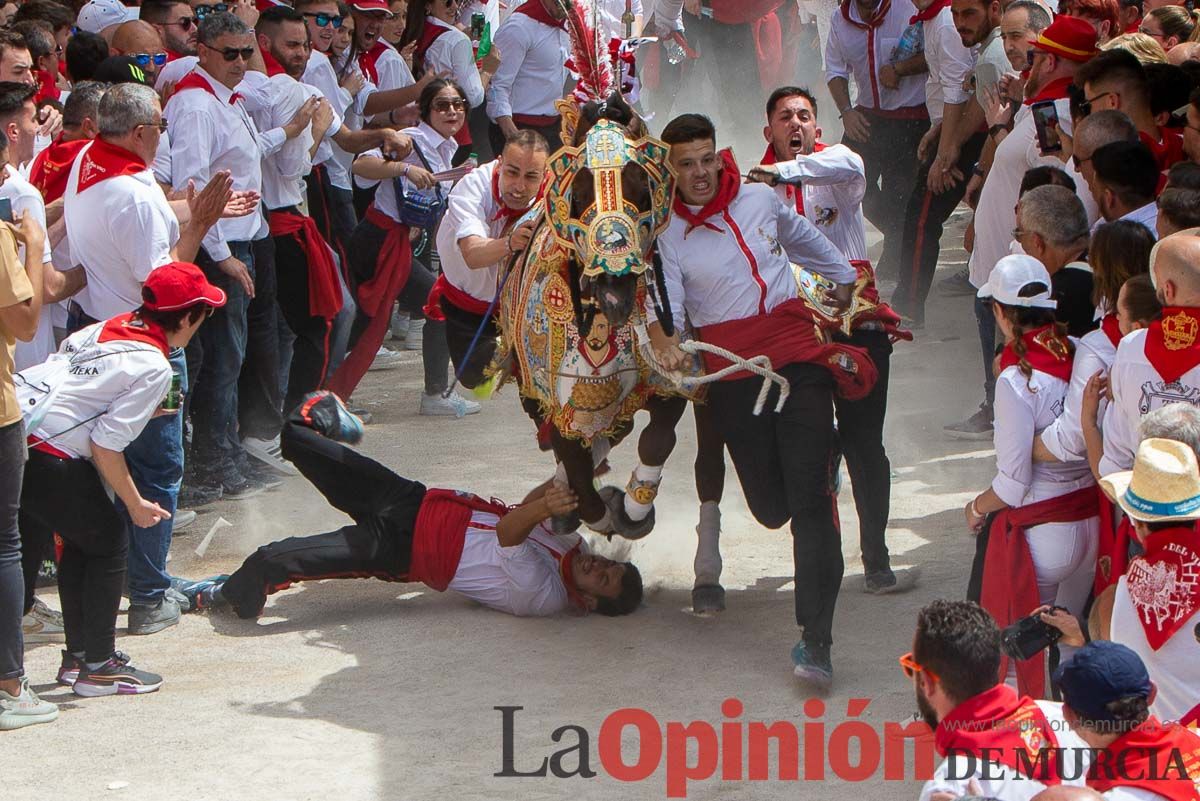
[
  {"left": 1, "top": 420, "right": 26, "bottom": 680},
  {"left": 975, "top": 295, "right": 997, "bottom": 408},
  {"left": 121, "top": 348, "right": 187, "bottom": 605},
  {"left": 187, "top": 241, "right": 253, "bottom": 480}
]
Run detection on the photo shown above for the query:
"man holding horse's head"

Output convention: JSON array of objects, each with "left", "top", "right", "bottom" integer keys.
[{"left": 652, "top": 112, "right": 871, "bottom": 693}]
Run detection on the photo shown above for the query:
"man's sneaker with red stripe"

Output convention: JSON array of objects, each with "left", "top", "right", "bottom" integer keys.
[
  {"left": 57, "top": 651, "right": 84, "bottom": 687},
  {"left": 294, "top": 391, "right": 363, "bottom": 444},
  {"left": 73, "top": 652, "right": 163, "bottom": 697}
]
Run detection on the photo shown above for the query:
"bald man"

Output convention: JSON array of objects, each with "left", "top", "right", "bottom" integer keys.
[
  {"left": 110, "top": 20, "right": 168, "bottom": 83},
  {"left": 1166, "top": 41, "right": 1200, "bottom": 66},
  {"left": 1101, "top": 233, "right": 1200, "bottom": 477}
]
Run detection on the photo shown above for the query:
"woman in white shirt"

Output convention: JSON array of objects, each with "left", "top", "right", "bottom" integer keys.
[
  {"left": 400, "top": 0, "right": 502, "bottom": 112},
  {"left": 346, "top": 79, "right": 479, "bottom": 416}
]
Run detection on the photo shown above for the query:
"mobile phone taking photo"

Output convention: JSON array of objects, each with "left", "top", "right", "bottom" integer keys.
[{"left": 1031, "top": 100, "right": 1063, "bottom": 155}]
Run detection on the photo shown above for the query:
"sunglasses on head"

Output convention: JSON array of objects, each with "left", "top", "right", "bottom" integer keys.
[
  {"left": 132, "top": 52, "right": 169, "bottom": 67},
  {"left": 433, "top": 98, "right": 466, "bottom": 112},
  {"left": 303, "top": 11, "right": 344, "bottom": 28},
  {"left": 195, "top": 3, "right": 229, "bottom": 17}
]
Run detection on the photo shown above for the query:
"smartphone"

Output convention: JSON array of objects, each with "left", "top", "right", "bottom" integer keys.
[
  {"left": 1031, "top": 100, "right": 1063, "bottom": 155},
  {"left": 0, "top": 197, "right": 12, "bottom": 223},
  {"left": 974, "top": 61, "right": 1002, "bottom": 98}
]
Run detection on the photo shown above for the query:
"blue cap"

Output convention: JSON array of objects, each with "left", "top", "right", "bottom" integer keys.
[{"left": 1054, "top": 641, "right": 1151, "bottom": 723}]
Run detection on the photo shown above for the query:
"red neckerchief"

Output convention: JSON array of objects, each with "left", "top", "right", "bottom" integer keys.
[
  {"left": 1100, "top": 313, "right": 1122, "bottom": 348},
  {"left": 761, "top": 141, "right": 827, "bottom": 216},
  {"left": 1139, "top": 129, "right": 1185, "bottom": 173},
  {"left": 514, "top": 0, "right": 567, "bottom": 29},
  {"left": 935, "top": 684, "right": 1063, "bottom": 785},
  {"left": 527, "top": 534, "right": 588, "bottom": 611},
  {"left": 1089, "top": 717, "right": 1200, "bottom": 801},
  {"left": 1144, "top": 307, "right": 1200, "bottom": 383},
  {"left": 76, "top": 138, "right": 147, "bottom": 193},
  {"left": 35, "top": 69, "right": 60, "bottom": 104},
  {"left": 413, "top": 17, "right": 452, "bottom": 76},
  {"left": 166, "top": 49, "right": 184, "bottom": 62},
  {"left": 842, "top": 0, "right": 893, "bottom": 29},
  {"left": 29, "top": 136, "right": 90, "bottom": 203},
  {"left": 357, "top": 40, "right": 390, "bottom": 86},
  {"left": 1125, "top": 525, "right": 1200, "bottom": 650},
  {"left": 577, "top": 336, "right": 618, "bottom": 371},
  {"left": 97, "top": 312, "right": 170, "bottom": 357},
  {"left": 488, "top": 166, "right": 540, "bottom": 224},
  {"left": 1024, "top": 76, "right": 1074, "bottom": 105},
  {"left": 260, "top": 49, "right": 287, "bottom": 77},
  {"left": 910, "top": 0, "right": 951, "bottom": 24},
  {"left": 999, "top": 324, "right": 1074, "bottom": 382},
  {"left": 672, "top": 147, "right": 741, "bottom": 237},
  {"left": 173, "top": 71, "right": 244, "bottom": 105}
]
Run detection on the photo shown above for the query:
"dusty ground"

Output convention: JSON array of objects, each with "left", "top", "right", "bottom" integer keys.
[{"left": 7, "top": 212, "right": 996, "bottom": 800}]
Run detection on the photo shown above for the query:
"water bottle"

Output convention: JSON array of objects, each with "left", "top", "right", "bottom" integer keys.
[
  {"left": 890, "top": 22, "right": 924, "bottom": 63},
  {"left": 464, "top": 152, "right": 479, "bottom": 169},
  {"left": 666, "top": 39, "right": 686, "bottom": 65}
]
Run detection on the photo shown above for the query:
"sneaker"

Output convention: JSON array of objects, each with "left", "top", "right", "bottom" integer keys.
[
  {"left": 73, "top": 652, "right": 163, "bottom": 697},
  {"left": 57, "top": 651, "right": 84, "bottom": 686},
  {"left": 296, "top": 391, "right": 364, "bottom": 444},
  {"left": 863, "top": 569, "right": 898, "bottom": 594},
  {"left": 21, "top": 597, "right": 64, "bottom": 643},
  {"left": 390, "top": 308, "right": 409, "bottom": 342},
  {"left": 406, "top": 318, "right": 425, "bottom": 351},
  {"left": 936, "top": 268, "right": 976, "bottom": 296},
  {"left": 369, "top": 346, "right": 404, "bottom": 372},
  {"left": 239, "top": 459, "right": 283, "bottom": 492},
  {"left": 791, "top": 640, "right": 833, "bottom": 693},
  {"left": 221, "top": 470, "right": 268, "bottom": 501},
  {"left": 177, "top": 575, "right": 230, "bottom": 612},
  {"left": 242, "top": 435, "right": 299, "bottom": 476},
  {"left": 179, "top": 480, "right": 222, "bottom": 509},
  {"left": 127, "top": 596, "right": 181, "bottom": 636},
  {"left": 944, "top": 404, "right": 994, "bottom": 441},
  {"left": 419, "top": 391, "right": 481, "bottom": 418},
  {"left": 172, "top": 509, "right": 198, "bottom": 534},
  {"left": 0, "top": 677, "right": 58, "bottom": 730}
]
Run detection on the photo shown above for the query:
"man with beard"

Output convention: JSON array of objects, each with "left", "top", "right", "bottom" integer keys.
[
  {"left": 140, "top": 0, "right": 199, "bottom": 63},
  {"left": 905, "top": 600, "right": 1092, "bottom": 801}
]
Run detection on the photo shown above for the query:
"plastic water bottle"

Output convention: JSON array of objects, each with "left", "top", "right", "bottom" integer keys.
[
  {"left": 890, "top": 22, "right": 924, "bottom": 62},
  {"left": 464, "top": 152, "right": 479, "bottom": 170},
  {"left": 666, "top": 39, "right": 686, "bottom": 65}
]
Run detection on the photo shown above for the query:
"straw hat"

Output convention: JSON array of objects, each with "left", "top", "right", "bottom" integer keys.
[{"left": 1100, "top": 437, "right": 1200, "bottom": 522}]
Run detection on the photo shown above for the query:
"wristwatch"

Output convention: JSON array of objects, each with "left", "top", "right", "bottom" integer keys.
[{"left": 988, "top": 123, "right": 1009, "bottom": 139}]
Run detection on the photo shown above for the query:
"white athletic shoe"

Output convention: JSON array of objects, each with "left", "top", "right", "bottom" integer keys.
[
  {"left": 22, "top": 597, "right": 64, "bottom": 644},
  {"left": 241, "top": 435, "right": 299, "bottom": 476},
  {"left": 171, "top": 509, "right": 198, "bottom": 533},
  {"left": 0, "top": 678, "right": 58, "bottom": 730},
  {"left": 419, "top": 391, "right": 481, "bottom": 418},
  {"left": 369, "top": 346, "right": 404, "bottom": 371}
]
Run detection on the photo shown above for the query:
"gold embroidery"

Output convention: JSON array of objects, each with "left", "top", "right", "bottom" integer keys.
[{"left": 1162, "top": 310, "right": 1199, "bottom": 351}]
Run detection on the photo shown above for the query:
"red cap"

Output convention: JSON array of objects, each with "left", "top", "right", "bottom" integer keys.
[
  {"left": 1031, "top": 16, "right": 1100, "bottom": 63},
  {"left": 141, "top": 262, "right": 227, "bottom": 312},
  {"left": 349, "top": 0, "right": 392, "bottom": 13}
]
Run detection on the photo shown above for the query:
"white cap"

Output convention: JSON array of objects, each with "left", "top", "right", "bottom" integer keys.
[
  {"left": 976, "top": 254, "right": 1058, "bottom": 309},
  {"left": 76, "top": 0, "right": 139, "bottom": 34}
]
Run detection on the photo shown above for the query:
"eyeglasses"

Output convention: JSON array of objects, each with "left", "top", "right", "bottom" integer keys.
[
  {"left": 138, "top": 118, "right": 169, "bottom": 133},
  {"left": 432, "top": 98, "right": 466, "bottom": 112},
  {"left": 195, "top": 3, "right": 228, "bottom": 17},
  {"left": 1072, "top": 153, "right": 1092, "bottom": 171},
  {"left": 206, "top": 45, "right": 255, "bottom": 62},
  {"left": 899, "top": 652, "right": 940, "bottom": 683},
  {"left": 303, "top": 12, "right": 344, "bottom": 28},
  {"left": 166, "top": 16, "right": 198, "bottom": 29},
  {"left": 1080, "top": 90, "right": 1116, "bottom": 119},
  {"left": 1137, "top": 26, "right": 1164, "bottom": 39},
  {"left": 131, "top": 52, "right": 170, "bottom": 67},
  {"left": 1011, "top": 227, "right": 1030, "bottom": 240}
]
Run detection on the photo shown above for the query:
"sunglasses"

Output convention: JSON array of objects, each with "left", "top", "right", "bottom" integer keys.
[
  {"left": 168, "top": 15, "right": 198, "bottom": 29},
  {"left": 195, "top": 3, "right": 228, "bottom": 16},
  {"left": 1079, "top": 90, "right": 1115, "bottom": 119},
  {"left": 898, "top": 652, "right": 940, "bottom": 683},
  {"left": 132, "top": 52, "right": 169, "bottom": 67},
  {"left": 432, "top": 98, "right": 466, "bottom": 112},
  {"left": 206, "top": 45, "right": 255, "bottom": 62},
  {"left": 303, "top": 11, "right": 344, "bottom": 28}
]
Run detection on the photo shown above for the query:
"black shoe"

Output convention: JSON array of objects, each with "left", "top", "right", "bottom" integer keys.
[
  {"left": 944, "top": 404, "right": 994, "bottom": 441},
  {"left": 127, "top": 597, "right": 181, "bottom": 635},
  {"left": 221, "top": 470, "right": 267, "bottom": 501},
  {"left": 863, "top": 569, "right": 897, "bottom": 594},
  {"left": 238, "top": 457, "right": 283, "bottom": 491},
  {"left": 179, "top": 480, "right": 222, "bottom": 509},
  {"left": 294, "top": 391, "right": 365, "bottom": 444},
  {"left": 73, "top": 652, "right": 163, "bottom": 697}
]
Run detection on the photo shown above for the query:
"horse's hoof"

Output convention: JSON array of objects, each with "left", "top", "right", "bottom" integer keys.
[
  {"left": 551, "top": 511, "right": 581, "bottom": 536},
  {"left": 692, "top": 584, "right": 725, "bottom": 614},
  {"left": 598, "top": 485, "right": 655, "bottom": 540}
]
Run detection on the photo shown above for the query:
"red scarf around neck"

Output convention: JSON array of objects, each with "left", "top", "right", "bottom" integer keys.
[
  {"left": 35, "top": 69, "right": 60, "bottom": 104},
  {"left": 672, "top": 148, "right": 742, "bottom": 237},
  {"left": 1139, "top": 129, "right": 1186, "bottom": 174},
  {"left": 935, "top": 684, "right": 1063, "bottom": 785},
  {"left": 528, "top": 534, "right": 588, "bottom": 611},
  {"left": 1125, "top": 525, "right": 1200, "bottom": 651},
  {"left": 29, "top": 136, "right": 89, "bottom": 203},
  {"left": 999, "top": 324, "right": 1074, "bottom": 382},
  {"left": 75, "top": 138, "right": 147, "bottom": 193},
  {"left": 489, "top": 165, "right": 535, "bottom": 223},
  {"left": 760, "top": 141, "right": 827, "bottom": 216},
  {"left": 1089, "top": 717, "right": 1200, "bottom": 801},
  {"left": 1025, "top": 76, "right": 1074, "bottom": 106},
  {"left": 1101, "top": 313, "right": 1122, "bottom": 348},
  {"left": 97, "top": 312, "right": 170, "bottom": 357},
  {"left": 910, "top": 0, "right": 951, "bottom": 23},
  {"left": 1144, "top": 307, "right": 1200, "bottom": 383},
  {"left": 842, "top": 0, "right": 893, "bottom": 29},
  {"left": 173, "top": 71, "right": 244, "bottom": 105},
  {"left": 514, "top": 0, "right": 567, "bottom": 29},
  {"left": 260, "top": 49, "right": 287, "bottom": 77},
  {"left": 414, "top": 18, "right": 452, "bottom": 76},
  {"left": 357, "top": 41, "right": 390, "bottom": 86}
]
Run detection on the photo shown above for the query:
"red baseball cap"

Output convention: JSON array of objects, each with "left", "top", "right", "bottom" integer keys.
[
  {"left": 141, "top": 262, "right": 227, "bottom": 312},
  {"left": 349, "top": 0, "right": 392, "bottom": 13},
  {"left": 1031, "top": 16, "right": 1100, "bottom": 63}
]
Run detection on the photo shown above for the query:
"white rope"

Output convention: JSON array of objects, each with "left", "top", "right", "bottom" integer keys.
[{"left": 639, "top": 334, "right": 790, "bottom": 416}]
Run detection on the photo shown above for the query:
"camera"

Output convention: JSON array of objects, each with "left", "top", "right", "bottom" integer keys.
[{"left": 1000, "top": 606, "right": 1068, "bottom": 661}]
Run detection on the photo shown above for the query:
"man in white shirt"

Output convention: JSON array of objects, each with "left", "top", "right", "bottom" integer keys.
[
  {"left": 1090, "top": 140, "right": 1160, "bottom": 233},
  {"left": 181, "top": 390, "right": 644, "bottom": 620},
  {"left": 486, "top": 0, "right": 569, "bottom": 153},
  {"left": 350, "top": 0, "right": 420, "bottom": 125}
]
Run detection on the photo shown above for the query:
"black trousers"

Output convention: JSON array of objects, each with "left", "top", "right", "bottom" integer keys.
[
  {"left": 441, "top": 297, "right": 499, "bottom": 390},
  {"left": 221, "top": 421, "right": 426, "bottom": 619},
  {"left": 273, "top": 218, "right": 335, "bottom": 413},
  {"left": 833, "top": 329, "right": 893, "bottom": 575},
  {"left": 305, "top": 165, "right": 351, "bottom": 270},
  {"left": 19, "top": 452, "right": 127, "bottom": 663},
  {"left": 842, "top": 112, "right": 929, "bottom": 278},
  {"left": 705, "top": 363, "right": 843, "bottom": 646},
  {"left": 892, "top": 132, "right": 988, "bottom": 324},
  {"left": 238, "top": 236, "right": 284, "bottom": 441}
]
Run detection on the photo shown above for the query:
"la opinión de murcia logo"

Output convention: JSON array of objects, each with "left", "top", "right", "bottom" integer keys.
[{"left": 493, "top": 701, "right": 1200, "bottom": 798}]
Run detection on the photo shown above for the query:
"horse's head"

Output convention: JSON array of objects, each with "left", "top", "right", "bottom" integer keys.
[{"left": 544, "top": 92, "right": 674, "bottom": 328}]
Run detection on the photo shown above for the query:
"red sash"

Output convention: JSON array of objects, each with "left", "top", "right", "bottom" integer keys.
[
  {"left": 672, "top": 148, "right": 742, "bottom": 237},
  {"left": 935, "top": 684, "right": 1063, "bottom": 784},
  {"left": 407, "top": 489, "right": 510, "bottom": 591},
  {"left": 267, "top": 209, "right": 343, "bottom": 320},
  {"left": 513, "top": 0, "right": 566, "bottom": 28},
  {"left": 1140, "top": 129, "right": 1186, "bottom": 174},
  {"left": 325, "top": 206, "right": 411, "bottom": 399},
  {"left": 696, "top": 297, "right": 878, "bottom": 401},
  {"left": 1089, "top": 718, "right": 1200, "bottom": 801},
  {"left": 1095, "top": 496, "right": 1134, "bottom": 595},
  {"left": 173, "top": 71, "right": 244, "bottom": 104},
  {"left": 999, "top": 325, "right": 1074, "bottom": 383},
  {"left": 357, "top": 41, "right": 390, "bottom": 86},
  {"left": 423, "top": 273, "right": 492, "bottom": 321},
  {"left": 850, "top": 259, "right": 912, "bottom": 341},
  {"left": 910, "top": 0, "right": 951, "bottom": 23},
  {"left": 1101, "top": 313, "right": 1122, "bottom": 348},
  {"left": 1125, "top": 525, "right": 1200, "bottom": 651},
  {"left": 75, "top": 139, "right": 148, "bottom": 193},
  {"left": 980, "top": 485, "right": 1100, "bottom": 698},
  {"left": 29, "top": 136, "right": 89, "bottom": 203},
  {"left": 1144, "top": 307, "right": 1200, "bottom": 383},
  {"left": 759, "top": 141, "right": 827, "bottom": 216},
  {"left": 97, "top": 312, "right": 170, "bottom": 357}
]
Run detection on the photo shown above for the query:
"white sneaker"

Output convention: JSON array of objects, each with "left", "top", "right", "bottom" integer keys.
[
  {"left": 369, "top": 347, "right": 404, "bottom": 371},
  {"left": 22, "top": 597, "right": 64, "bottom": 644},
  {"left": 0, "top": 678, "right": 58, "bottom": 730},
  {"left": 172, "top": 509, "right": 198, "bottom": 533},
  {"left": 406, "top": 318, "right": 425, "bottom": 351},
  {"left": 390, "top": 309, "right": 409, "bottom": 343},
  {"left": 419, "top": 391, "right": 481, "bottom": 418},
  {"left": 241, "top": 435, "right": 299, "bottom": 476}
]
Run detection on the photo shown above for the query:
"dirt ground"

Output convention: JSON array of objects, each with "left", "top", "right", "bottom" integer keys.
[{"left": 6, "top": 212, "right": 999, "bottom": 800}]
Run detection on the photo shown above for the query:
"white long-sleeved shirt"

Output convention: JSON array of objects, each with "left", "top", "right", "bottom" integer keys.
[
  {"left": 164, "top": 67, "right": 282, "bottom": 261},
  {"left": 304, "top": 48, "right": 373, "bottom": 191},
  {"left": 824, "top": 0, "right": 926, "bottom": 112},
  {"left": 486, "top": 11, "right": 569, "bottom": 121},
  {"left": 422, "top": 15, "right": 486, "bottom": 110},
  {"left": 922, "top": 5, "right": 975, "bottom": 124},
  {"left": 586, "top": 0, "right": 643, "bottom": 39},
  {"left": 775, "top": 143, "right": 868, "bottom": 261},
  {"left": 436, "top": 160, "right": 509, "bottom": 303},
  {"left": 354, "top": 121, "right": 457, "bottom": 223},
  {"left": 643, "top": 0, "right": 683, "bottom": 33},
  {"left": 4, "top": 164, "right": 55, "bottom": 370},
  {"left": 657, "top": 183, "right": 854, "bottom": 329},
  {"left": 241, "top": 71, "right": 334, "bottom": 210},
  {"left": 361, "top": 41, "right": 415, "bottom": 126},
  {"left": 1039, "top": 323, "right": 1120, "bottom": 464}
]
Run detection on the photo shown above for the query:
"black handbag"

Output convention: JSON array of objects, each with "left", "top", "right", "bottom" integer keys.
[{"left": 394, "top": 140, "right": 447, "bottom": 230}]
